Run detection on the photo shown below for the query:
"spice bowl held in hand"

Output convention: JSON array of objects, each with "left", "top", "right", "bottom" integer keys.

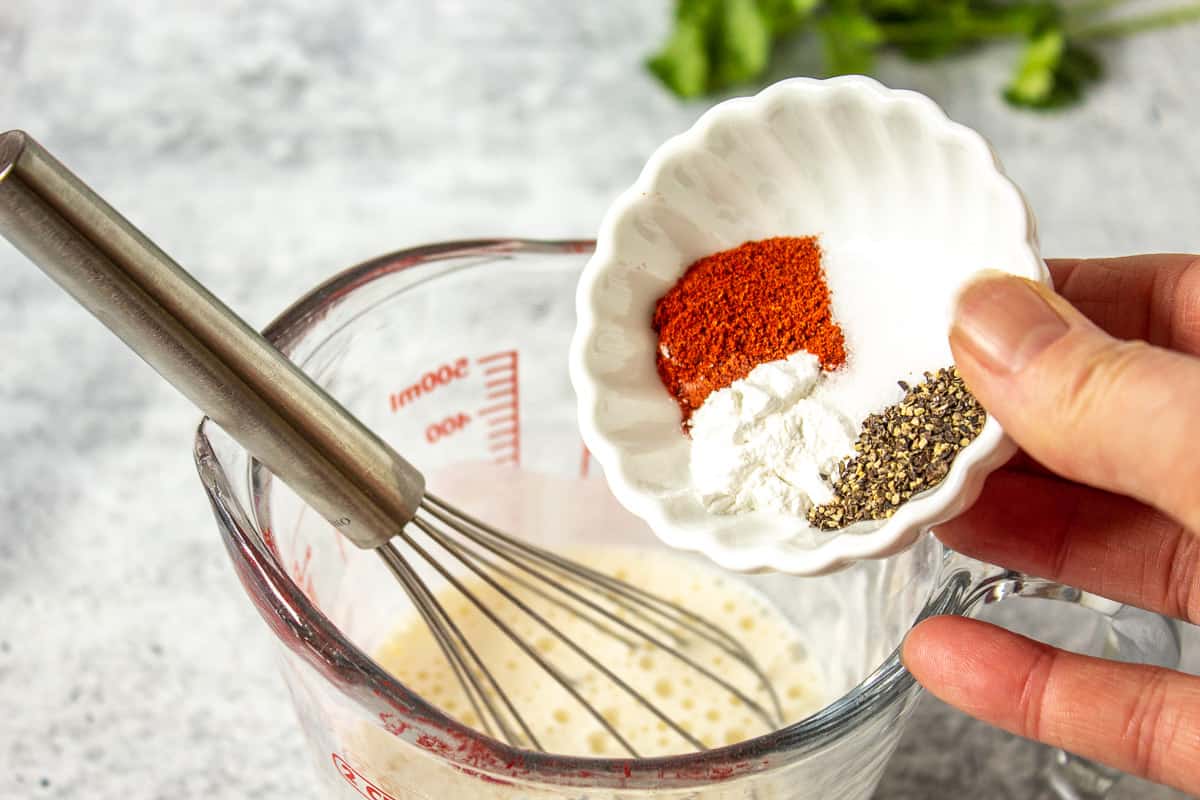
[{"left": 570, "top": 76, "right": 1051, "bottom": 576}]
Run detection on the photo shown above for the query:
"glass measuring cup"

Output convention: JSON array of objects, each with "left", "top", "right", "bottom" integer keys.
[{"left": 194, "top": 240, "right": 1181, "bottom": 799}]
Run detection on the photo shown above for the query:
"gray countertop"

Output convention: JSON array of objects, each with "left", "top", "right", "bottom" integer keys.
[{"left": 1, "top": 2, "right": 1198, "bottom": 798}]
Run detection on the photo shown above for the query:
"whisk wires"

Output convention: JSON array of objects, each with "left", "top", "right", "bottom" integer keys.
[{"left": 376, "top": 492, "right": 786, "bottom": 757}]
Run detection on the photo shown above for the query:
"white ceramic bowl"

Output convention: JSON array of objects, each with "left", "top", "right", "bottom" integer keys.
[{"left": 570, "top": 76, "right": 1048, "bottom": 576}]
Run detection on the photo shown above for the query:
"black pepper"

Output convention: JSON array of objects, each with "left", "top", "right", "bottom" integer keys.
[{"left": 808, "top": 367, "right": 986, "bottom": 530}]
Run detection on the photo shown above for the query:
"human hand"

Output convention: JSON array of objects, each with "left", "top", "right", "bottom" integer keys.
[{"left": 901, "top": 255, "right": 1200, "bottom": 795}]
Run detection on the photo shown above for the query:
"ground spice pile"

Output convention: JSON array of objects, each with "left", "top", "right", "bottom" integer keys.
[
  {"left": 653, "top": 236, "right": 846, "bottom": 422},
  {"left": 808, "top": 367, "right": 985, "bottom": 530}
]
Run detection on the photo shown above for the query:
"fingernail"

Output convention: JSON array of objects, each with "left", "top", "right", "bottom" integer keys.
[{"left": 952, "top": 274, "right": 1069, "bottom": 374}]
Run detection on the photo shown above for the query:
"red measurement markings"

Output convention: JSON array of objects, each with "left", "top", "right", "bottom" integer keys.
[
  {"left": 426, "top": 411, "right": 471, "bottom": 443},
  {"left": 388, "top": 357, "right": 469, "bottom": 412},
  {"left": 262, "top": 525, "right": 278, "bottom": 559},
  {"left": 477, "top": 350, "right": 519, "bottom": 466},
  {"left": 291, "top": 543, "right": 317, "bottom": 603},
  {"left": 331, "top": 753, "right": 399, "bottom": 800}
]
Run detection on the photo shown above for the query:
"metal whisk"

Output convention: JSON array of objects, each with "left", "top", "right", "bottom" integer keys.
[{"left": 0, "top": 131, "right": 783, "bottom": 756}]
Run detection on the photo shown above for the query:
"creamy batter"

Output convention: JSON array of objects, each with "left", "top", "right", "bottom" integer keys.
[{"left": 374, "top": 546, "right": 826, "bottom": 757}]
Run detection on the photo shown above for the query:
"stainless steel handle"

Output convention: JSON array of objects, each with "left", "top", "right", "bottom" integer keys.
[{"left": 0, "top": 130, "right": 421, "bottom": 549}]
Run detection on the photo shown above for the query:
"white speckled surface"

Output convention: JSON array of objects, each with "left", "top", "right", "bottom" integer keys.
[{"left": 0, "top": 2, "right": 1197, "bottom": 798}]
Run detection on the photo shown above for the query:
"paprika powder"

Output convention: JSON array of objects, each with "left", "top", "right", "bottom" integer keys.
[{"left": 653, "top": 236, "right": 846, "bottom": 422}]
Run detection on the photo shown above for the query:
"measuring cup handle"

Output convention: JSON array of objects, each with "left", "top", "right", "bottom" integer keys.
[{"left": 962, "top": 566, "right": 1183, "bottom": 799}]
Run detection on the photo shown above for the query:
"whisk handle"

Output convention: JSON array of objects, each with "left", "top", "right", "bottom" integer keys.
[{"left": 0, "top": 130, "right": 422, "bottom": 549}]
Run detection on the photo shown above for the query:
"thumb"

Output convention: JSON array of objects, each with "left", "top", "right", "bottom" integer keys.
[{"left": 951, "top": 272, "right": 1200, "bottom": 532}]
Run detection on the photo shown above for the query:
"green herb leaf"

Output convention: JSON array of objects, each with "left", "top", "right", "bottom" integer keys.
[
  {"left": 758, "top": 0, "right": 822, "bottom": 32},
  {"left": 1004, "top": 28, "right": 1065, "bottom": 106},
  {"left": 819, "top": 6, "right": 884, "bottom": 75},
  {"left": 1004, "top": 29, "right": 1102, "bottom": 109},
  {"left": 873, "top": 0, "right": 1052, "bottom": 61},
  {"left": 645, "top": 0, "right": 1199, "bottom": 112},
  {"left": 677, "top": 0, "right": 722, "bottom": 22},
  {"left": 713, "top": 0, "right": 774, "bottom": 86},
  {"left": 647, "top": 17, "right": 712, "bottom": 98}
]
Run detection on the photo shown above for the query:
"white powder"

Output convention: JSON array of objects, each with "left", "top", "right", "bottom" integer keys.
[{"left": 689, "top": 351, "right": 857, "bottom": 516}]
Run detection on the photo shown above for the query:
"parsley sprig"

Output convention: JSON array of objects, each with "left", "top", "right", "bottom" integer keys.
[{"left": 647, "top": 0, "right": 1200, "bottom": 109}]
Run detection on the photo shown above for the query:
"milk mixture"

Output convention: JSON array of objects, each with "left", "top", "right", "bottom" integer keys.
[{"left": 372, "top": 468, "right": 827, "bottom": 757}]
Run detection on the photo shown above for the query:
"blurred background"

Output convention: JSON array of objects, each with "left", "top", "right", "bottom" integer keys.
[{"left": 0, "top": 1, "right": 1197, "bottom": 798}]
